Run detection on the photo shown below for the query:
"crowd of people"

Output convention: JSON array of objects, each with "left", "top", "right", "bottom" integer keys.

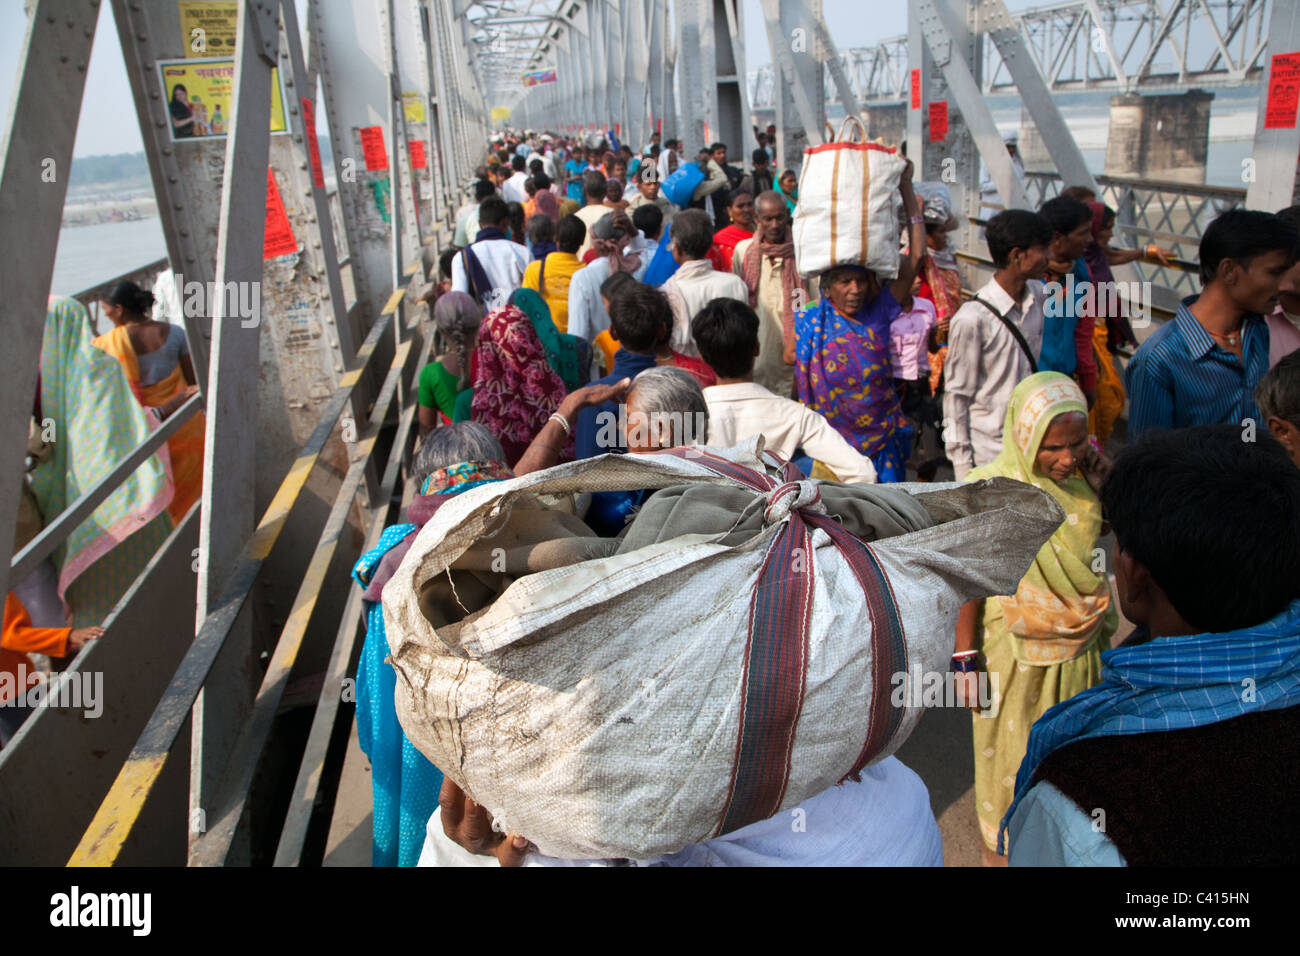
[
  {"left": 370, "top": 122, "right": 1300, "bottom": 868},
  {"left": 11, "top": 117, "right": 1296, "bottom": 869}
]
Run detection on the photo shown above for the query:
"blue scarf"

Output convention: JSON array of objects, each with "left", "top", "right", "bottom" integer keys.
[
  {"left": 462, "top": 227, "right": 510, "bottom": 304},
  {"left": 999, "top": 598, "right": 1300, "bottom": 852}
]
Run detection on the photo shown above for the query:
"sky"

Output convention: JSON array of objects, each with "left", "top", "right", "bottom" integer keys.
[{"left": 0, "top": 0, "right": 1200, "bottom": 159}]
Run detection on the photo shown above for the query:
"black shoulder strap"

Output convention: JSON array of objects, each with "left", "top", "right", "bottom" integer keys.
[
  {"left": 537, "top": 252, "right": 547, "bottom": 296},
  {"left": 971, "top": 295, "right": 1037, "bottom": 373}
]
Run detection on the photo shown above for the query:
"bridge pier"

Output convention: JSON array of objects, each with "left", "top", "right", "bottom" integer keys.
[
  {"left": 865, "top": 103, "right": 907, "bottom": 147},
  {"left": 1018, "top": 105, "right": 1054, "bottom": 173},
  {"left": 1105, "top": 90, "right": 1215, "bottom": 184}
]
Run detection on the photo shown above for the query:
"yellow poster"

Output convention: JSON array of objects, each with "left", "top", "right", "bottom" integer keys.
[
  {"left": 159, "top": 58, "right": 287, "bottom": 140},
  {"left": 402, "top": 92, "right": 426, "bottom": 124},
  {"left": 180, "top": 0, "right": 239, "bottom": 58},
  {"left": 491, "top": 107, "right": 511, "bottom": 122}
]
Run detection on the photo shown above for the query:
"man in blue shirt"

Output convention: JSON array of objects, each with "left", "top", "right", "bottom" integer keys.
[
  {"left": 574, "top": 280, "right": 666, "bottom": 459},
  {"left": 1127, "top": 209, "right": 1298, "bottom": 437},
  {"left": 564, "top": 154, "right": 587, "bottom": 205}
]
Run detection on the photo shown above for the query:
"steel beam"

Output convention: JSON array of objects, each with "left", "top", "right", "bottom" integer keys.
[
  {"left": 191, "top": 0, "right": 280, "bottom": 866},
  {"left": 0, "top": 0, "right": 98, "bottom": 603},
  {"left": 912, "top": 0, "right": 1029, "bottom": 211},
  {"left": 761, "top": 0, "right": 825, "bottom": 170},
  {"left": 1245, "top": 0, "right": 1300, "bottom": 210}
]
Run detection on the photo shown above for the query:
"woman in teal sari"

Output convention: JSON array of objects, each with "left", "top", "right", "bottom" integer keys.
[
  {"left": 509, "top": 287, "right": 590, "bottom": 391},
  {"left": 446, "top": 289, "right": 589, "bottom": 424},
  {"left": 353, "top": 422, "right": 513, "bottom": 866},
  {"left": 28, "top": 297, "right": 174, "bottom": 627}
]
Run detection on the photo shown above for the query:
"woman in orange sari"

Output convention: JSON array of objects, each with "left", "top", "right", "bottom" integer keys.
[{"left": 94, "top": 280, "right": 205, "bottom": 524}]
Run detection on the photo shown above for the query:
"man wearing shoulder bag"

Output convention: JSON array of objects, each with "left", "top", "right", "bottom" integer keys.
[{"left": 942, "top": 209, "right": 1054, "bottom": 479}]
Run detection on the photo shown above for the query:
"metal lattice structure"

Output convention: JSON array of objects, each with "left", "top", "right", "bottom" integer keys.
[{"left": 750, "top": 0, "right": 1274, "bottom": 108}]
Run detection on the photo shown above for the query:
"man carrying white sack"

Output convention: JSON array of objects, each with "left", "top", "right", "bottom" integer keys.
[
  {"left": 423, "top": 763, "right": 943, "bottom": 866},
  {"left": 409, "top": 378, "right": 941, "bottom": 866}
]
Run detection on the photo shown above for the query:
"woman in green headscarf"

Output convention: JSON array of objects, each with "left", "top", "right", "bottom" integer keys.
[
  {"left": 777, "top": 169, "right": 798, "bottom": 216},
  {"left": 953, "top": 371, "right": 1117, "bottom": 864},
  {"left": 28, "top": 297, "right": 175, "bottom": 627},
  {"left": 509, "top": 287, "right": 588, "bottom": 392}
]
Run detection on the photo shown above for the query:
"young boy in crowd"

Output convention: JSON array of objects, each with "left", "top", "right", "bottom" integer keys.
[
  {"left": 1004, "top": 425, "right": 1300, "bottom": 865},
  {"left": 693, "top": 298, "right": 877, "bottom": 484},
  {"left": 1038, "top": 195, "right": 1098, "bottom": 404},
  {"left": 1268, "top": 205, "right": 1300, "bottom": 366},
  {"left": 942, "top": 209, "right": 1053, "bottom": 478}
]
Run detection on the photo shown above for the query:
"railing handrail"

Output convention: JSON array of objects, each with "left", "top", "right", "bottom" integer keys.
[
  {"left": 67, "top": 253, "right": 424, "bottom": 865},
  {"left": 12, "top": 395, "right": 202, "bottom": 583},
  {"left": 1024, "top": 168, "right": 1248, "bottom": 201},
  {"left": 68, "top": 256, "right": 170, "bottom": 307}
]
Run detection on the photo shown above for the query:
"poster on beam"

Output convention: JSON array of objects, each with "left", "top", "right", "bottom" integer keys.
[{"left": 522, "top": 69, "right": 558, "bottom": 87}]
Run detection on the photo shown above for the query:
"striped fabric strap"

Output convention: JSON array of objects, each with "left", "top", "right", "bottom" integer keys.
[{"left": 647, "top": 448, "right": 907, "bottom": 835}]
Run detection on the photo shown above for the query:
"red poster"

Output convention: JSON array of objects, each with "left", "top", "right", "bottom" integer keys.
[
  {"left": 360, "top": 125, "right": 388, "bottom": 170},
  {"left": 928, "top": 101, "right": 949, "bottom": 142},
  {"left": 301, "top": 97, "right": 325, "bottom": 188},
  {"left": 910, "top": 68, "right": 921, "bottom": 110},
  {"left": 656, "top": 117, "right": 662, "bottom": 133},
  {"left": 1265, "top": 51, "right": 1300, "bottom": 130},
  {"left": 264, "top": 169, "right": 297, "bottom": 259},
  {"left": 409, "top": 139, "right": 427, "bottom": 169}
]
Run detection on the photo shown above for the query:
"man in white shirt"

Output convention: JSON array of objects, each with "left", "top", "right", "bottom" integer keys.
[
  {"left": 424, "top": 755, "right": 940, "bottom": 866},
  {"left": 575, "top": 174, "right": 613, "bottom": 259},
  {"left": 661, "top": 209, "right": 748, "bottom": 358},
  {"left": 943, "top": 209, "right": 1053, "bottom": 478},
  {"left": 501, "top": 154, "right": 530, "bottom": 205},
  {"left": 693, "top": 297, "right": 876, "bottom": 484},
  {"left": 566, "top": 209, "right": 654, "bottom": 343},
  {"left": 453, "top": 179, "right": 497, "bottom": 248},
  {"left": 450, "top": 196, "right": 531, "bottom": 310}
]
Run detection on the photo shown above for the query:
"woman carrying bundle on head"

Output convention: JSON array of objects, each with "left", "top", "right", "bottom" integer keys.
[{"left": 795, "top": 159, "right": 926, "bottom": 482}]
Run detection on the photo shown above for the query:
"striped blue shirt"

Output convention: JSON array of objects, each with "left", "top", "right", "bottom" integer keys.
[{"left": 1125, "top": 295, "right": 1268, "bottom": 439}]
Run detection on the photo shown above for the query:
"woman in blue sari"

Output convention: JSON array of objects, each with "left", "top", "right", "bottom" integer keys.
[
  {"left": 353, "top": 422, "right": 513, "bottom": 866},
  {"left": 794, "top": 159, "right": 927, "bottom": 482}
]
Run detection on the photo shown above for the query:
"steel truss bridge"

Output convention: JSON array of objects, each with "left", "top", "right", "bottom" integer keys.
[{"left": 749, "top": 0, "right": 1273, "bottom": 108}]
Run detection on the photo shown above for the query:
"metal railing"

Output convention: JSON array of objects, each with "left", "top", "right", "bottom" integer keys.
[{"left": 67, "top": 260, "right": 431, "bottom": 867}]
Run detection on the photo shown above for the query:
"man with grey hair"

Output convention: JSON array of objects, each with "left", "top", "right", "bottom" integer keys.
[
  {"left": 1255, "top": 349, "right": 1300, "bottom": 469},
  {"left": 623, "top": 366, "right": 710, "bottom": 451}
]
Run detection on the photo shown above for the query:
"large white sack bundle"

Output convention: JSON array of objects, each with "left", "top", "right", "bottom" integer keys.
[
  {"left": 383, "top": 439, "right": 1062, "bottom": 860},
  {"left": 792, "top": 116, "right": 908, "bottom": 280}
]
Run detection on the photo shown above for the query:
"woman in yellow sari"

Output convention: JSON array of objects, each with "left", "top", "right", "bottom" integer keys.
[
  {"left": 93, "top": 280, "right": 205, "bottom": 524},
  {"left": 953, "top": 372, "right": 1117, "bottom": 864}
]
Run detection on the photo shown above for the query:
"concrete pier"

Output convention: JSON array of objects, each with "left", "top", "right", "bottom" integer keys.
[
  {"left": 865, "top": 103, "right": 907, "bottom": 147},
  {"left": 1105, "top": 90, "right": 1214, "bottom": 183}
]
